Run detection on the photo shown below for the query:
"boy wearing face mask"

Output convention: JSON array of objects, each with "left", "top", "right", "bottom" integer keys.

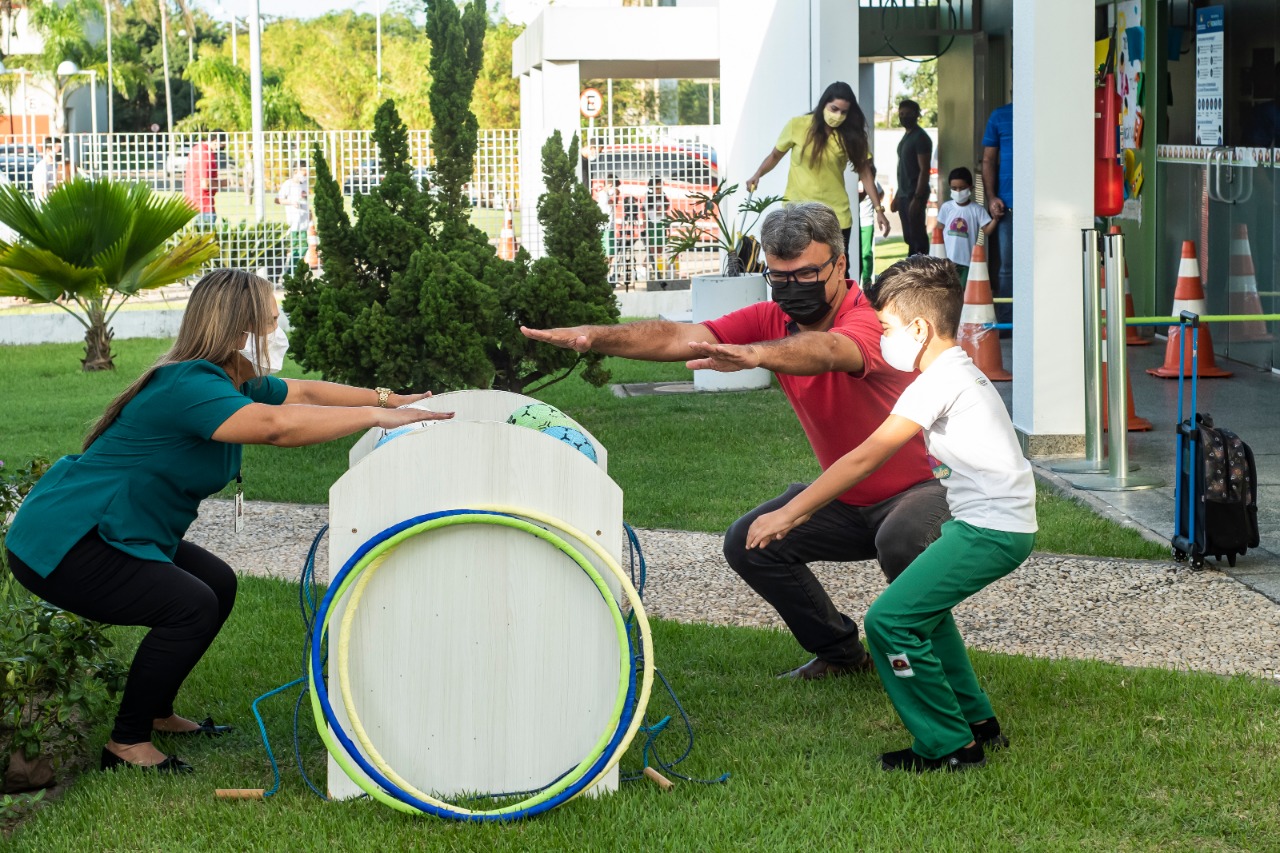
[
  {"left": 935, "top": 167, "right": 997, "bottom": 284},
  {"left": 746, "top": 254, "right": 1036, "bottom": 774}
]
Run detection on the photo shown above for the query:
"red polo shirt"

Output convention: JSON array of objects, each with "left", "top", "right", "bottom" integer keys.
[{"left": 702, "top": 285, "right": 935, "bottom": 507}]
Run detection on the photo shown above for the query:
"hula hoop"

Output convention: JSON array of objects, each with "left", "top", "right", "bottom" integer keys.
[
  {"left": 336, "top": 514, "right": 630, "bottom": 814},
  {"left": 308, "top": 508, "right": 653, "bottom": 821}
]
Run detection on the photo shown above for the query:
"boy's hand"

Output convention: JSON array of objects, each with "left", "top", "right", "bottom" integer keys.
[
  {"left": 746, "top": 508, "right": 811, "bottom": 550},
  {"left": 685, "top": 341, "right": 760, "bottom": 373}
]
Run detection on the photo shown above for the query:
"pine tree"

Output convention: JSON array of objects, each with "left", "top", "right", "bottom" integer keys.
[{"left": 282, "top": 0, "right": 617, "bottom": 395}]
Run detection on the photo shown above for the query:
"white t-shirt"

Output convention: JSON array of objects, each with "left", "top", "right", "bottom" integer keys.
[
  {"left": 892, "top": 346, "right": 1037, "bottom": 533},
  {"left": 936, "top": 199, "right": 991, "bottom": 267},
  {"left": 32, "top": 158, "right": 58, "bottom": 202},
  {"left": 277, "top": 177, "right": 310, "bottom": 231},
  {"left": 858, "top": 181, "right": 884, "bottom": 227}
]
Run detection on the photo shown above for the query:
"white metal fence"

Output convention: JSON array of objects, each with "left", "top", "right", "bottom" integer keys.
[{"left": 4, "top": 125, "right": 720, "bottom": 287}]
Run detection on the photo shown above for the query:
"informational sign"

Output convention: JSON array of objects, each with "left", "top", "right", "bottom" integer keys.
[
  {"left": 579, "top": 88, "right": 603, "bottom": 120},
  {"left": 1195, "top": 6, "right": 1225, "bottom": 146},
  {"left": 1115, "top": 1, "right": 1142, "bottom": 151}
]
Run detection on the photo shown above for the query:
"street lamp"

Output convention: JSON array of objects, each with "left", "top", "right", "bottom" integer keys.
[
  {"left": 177, "top": 28, "right": 195, "bottom": 114},
  {"left": 56, "top": 60, "right": 98, "bottom": 135}
]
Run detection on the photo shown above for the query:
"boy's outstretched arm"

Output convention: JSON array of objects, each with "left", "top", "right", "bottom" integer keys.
[{"left": 746, "top": 414, "right": 922, "bottom": 549}]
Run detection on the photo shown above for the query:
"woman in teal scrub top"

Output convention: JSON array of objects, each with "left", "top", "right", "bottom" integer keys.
[{"left": 4, "top": 269, "right": 453, "bottom": 774}]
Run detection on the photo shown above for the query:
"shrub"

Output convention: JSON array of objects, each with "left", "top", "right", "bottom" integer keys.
[{"left": 0, "top": 458, "right": 126, "bottom": 793}]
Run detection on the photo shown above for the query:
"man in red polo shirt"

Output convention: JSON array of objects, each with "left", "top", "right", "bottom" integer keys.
[
  {"left": 522, "top": 202, "right": 948, "bottom": 679},
  {"left": 183, "top": 130, "right": 227, "bottom": 229}
]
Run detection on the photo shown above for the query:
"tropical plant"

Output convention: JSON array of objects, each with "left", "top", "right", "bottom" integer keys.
[
  {"left": 662, "top": 181, "right": 783, "bottom": 276},
  {"left": 180, "top": 55, "right": 317, "bottom": 131},
  {"left": 0, "top": 180, "right": 219, "bottom": 371}
]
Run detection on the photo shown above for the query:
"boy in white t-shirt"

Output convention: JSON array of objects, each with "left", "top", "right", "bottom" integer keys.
[
  {"left": 274, "top": 160, "right": 311, "bottom": 269},
  {"left": 935, "top": 167, "right": 997, "bottom": 284},
  {"left": 747, "top": 254, "right": 1037, "bottom": 773}
]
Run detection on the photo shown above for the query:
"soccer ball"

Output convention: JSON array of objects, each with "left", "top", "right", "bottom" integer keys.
[
  {"left": 374, "top": 420, "right": 438, "bottom": 449},
  {"left": 540, "top": 425, "right": 598, "bottom": 463},
  {"left": 507, "top": 402, "right": 575, "bottom": 432}
]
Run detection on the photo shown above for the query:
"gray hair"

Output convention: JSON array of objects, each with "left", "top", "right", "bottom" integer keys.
[{"left": 759, "top": 202, "right": 845, "bottom": 262}]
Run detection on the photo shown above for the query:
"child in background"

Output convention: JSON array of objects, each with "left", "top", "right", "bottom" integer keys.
[
  {"left": 936, "top": 167, "right": 998, "bottom": 284},
  {"left": 746, "top": 254, "right": 1036, "bottom": 773},
  {"left": 857, "top": 164, "right": 884, "bottom": 288},
  {"left": 274, "top": 160, "right": 311, "bottom": 270}
]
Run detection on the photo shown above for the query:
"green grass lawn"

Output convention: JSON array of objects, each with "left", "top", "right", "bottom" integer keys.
[
  {"left": 6, "top": 577, "right": 1279, "bottom": 851},
  {"left": 0, "top": 337, "right": 1166, "bottom": 559}
]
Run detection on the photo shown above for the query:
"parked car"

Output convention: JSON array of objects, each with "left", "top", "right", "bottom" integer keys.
[
  {"left": 587, "top": 142, "right": 721, "bottom": 245},
  {"left": 0, "top": 144, "right": 40, "bottom": 193},
  {"left": 341, "top": 159, "right": 432, "bottom": 196}
]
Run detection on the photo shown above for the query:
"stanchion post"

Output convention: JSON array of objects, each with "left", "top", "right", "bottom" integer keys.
[
  {"left": 1051, "top": 228, "right": 1109, "bottom": 474},
  {"left": 1067, "top": 231, "right": 1163, "bottom": 492}
]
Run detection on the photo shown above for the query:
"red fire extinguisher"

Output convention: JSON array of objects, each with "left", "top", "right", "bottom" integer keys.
[{"left": 1095, "top": 73, "right": 1124, "bottom": 216}]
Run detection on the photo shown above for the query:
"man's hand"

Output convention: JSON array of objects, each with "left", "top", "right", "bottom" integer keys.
[
  {"left": 987, "top": 195, "right": 1006, "bottom": 217},
  {"left": 746, "top": 508, "right": 812, "bottom": 550},
  {"left": 521, "top": 325, "right": 593, "bottom": 353},
  {"left": 889, "top": 195, "right": 900, "bottom": 213},
  {"left": 684, "top": 341, "right": 761, "bottom": 373},
  {"left": 909, "top": 196, "right": 925, "bottom": 219}
]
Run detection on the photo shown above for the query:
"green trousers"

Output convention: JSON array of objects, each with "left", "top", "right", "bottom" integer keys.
[
  {"left": 864, "top": 519, "right": 1035, "bottom": 758},
  {"left": 859, "top": 224, "right": 874, "bottom": 286}
]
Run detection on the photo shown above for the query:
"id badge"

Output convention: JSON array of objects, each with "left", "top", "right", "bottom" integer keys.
[{"left": 234, "top": 486, "right": 245, "bottom": 534}]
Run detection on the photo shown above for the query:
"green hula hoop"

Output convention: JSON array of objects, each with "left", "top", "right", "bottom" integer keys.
[{"left": 336, "top": 513, "right": 630, "bottom": 815}]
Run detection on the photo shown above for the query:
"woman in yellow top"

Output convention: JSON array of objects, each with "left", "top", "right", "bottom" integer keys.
[{"left": 746, "top": 82, "right": 890, "bottom": 280}]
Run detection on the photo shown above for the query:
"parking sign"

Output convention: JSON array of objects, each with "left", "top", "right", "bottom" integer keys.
[{"left": 580, "top": 88, "right": 603, "bottom": 119}]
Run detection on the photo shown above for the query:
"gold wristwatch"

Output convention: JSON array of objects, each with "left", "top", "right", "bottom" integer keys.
[{"left": 375, "top": 387, "right": 391, "bottom": 408}]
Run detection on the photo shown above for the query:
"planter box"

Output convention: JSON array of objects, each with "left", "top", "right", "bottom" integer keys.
[{"left": 690, "top": 273, "right": 773, "bottom": 392}]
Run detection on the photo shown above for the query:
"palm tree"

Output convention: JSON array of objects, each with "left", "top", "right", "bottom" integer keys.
[{"left": 0, "top": 179, "right": 219, "bottom": 371}]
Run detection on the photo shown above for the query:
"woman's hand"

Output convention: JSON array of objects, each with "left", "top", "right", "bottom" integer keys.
[
  {"left": 388, "top": 391, "right": 433, "bottom": 408},
  {"left": 375, "top": 405, "right": 454, "bottom": 430},
  {"left": 876, "top": 209, "right": 891, "bottom": 237},
  {"left": 746, "top": 508, "right": 811, "bottom": 550}
]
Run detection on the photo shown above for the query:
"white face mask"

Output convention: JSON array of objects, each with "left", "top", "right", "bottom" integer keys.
[
  {"left": 952, "top": 188, "right": 972, "bottom": 204},
  {"left": 879, "top": 321, "right": 925, "bottom": 372},
  {"left": 239, "top": 325, "right": 289, "bottom": 376}
]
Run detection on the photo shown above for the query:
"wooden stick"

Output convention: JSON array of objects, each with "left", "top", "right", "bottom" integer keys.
[
  {"left": 215, "top": 788, "right": 266, "bottom": 800},
  {"left": 642, "top": 767, "right": 674, "bottom": 792}
]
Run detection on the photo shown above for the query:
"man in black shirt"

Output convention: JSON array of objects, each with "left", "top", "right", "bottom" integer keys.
[{"left": 892, "top": 100, "right": 933, "bottom": 256}]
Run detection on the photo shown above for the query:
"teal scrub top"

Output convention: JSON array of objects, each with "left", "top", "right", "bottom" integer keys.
[{"left": 6, "top": 360, "right": 288, "bottom": 578}]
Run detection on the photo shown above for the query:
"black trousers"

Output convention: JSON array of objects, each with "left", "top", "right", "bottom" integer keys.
[
  {"left": 723, "top": 478, "right": 949, "bottom": 666},
  {"left": 899, "top": 203, "right": 929, "bottom": 256},
  {"left": 7, "top": 531, "right": 237, "bottom": 744}
]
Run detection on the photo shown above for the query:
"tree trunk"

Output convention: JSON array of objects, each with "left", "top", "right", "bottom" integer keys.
[{"left": 81, "top": 304, "right": 116, "bottom": 371}]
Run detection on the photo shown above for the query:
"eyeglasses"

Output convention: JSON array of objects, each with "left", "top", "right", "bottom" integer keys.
[{"left": 763, "top": 253, "right": 839, "bottom": 288}]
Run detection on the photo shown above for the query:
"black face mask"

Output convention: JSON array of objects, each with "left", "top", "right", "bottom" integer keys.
[{"left": 772, "top": 279, "right": 833, "bottom": 326}]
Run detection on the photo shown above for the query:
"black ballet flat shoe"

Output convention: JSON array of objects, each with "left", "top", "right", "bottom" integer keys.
[
  {"left": 158, "top": 717, "right": 234, "bottom": 738},
  {"left": 101, "top": 748, "right": 194, "bottom": 774}
]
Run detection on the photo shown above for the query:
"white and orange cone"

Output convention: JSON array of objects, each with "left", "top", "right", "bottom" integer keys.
[
  {"left": 1105, "top": 225, "right": 1149, "bottom": 346},
  {"left": 957, "top": 244, "right": 1011, "bottom": 381},
  {"left": 1147, "top": 240, "right": 1232, "bottom": 379},
  {"left": 1228, "top": 224, "right": 1273, "bottom": 342},
  {"left": 929, "top": 223, "right": 946, "bottom": 260},
  {"left": 498, "top": 203, "right": 517, "bottom": 261}
]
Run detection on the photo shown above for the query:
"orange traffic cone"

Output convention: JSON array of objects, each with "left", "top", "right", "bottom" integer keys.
[
  {"left": 1099, "top": 305, "right": 1152, "bottom": 432},
  {"left": 497, "top": 203, "right": 516, "bottom": 261},
  {"left": 304, "top": 221, "right": 320, "bottom": 271},
  {"left": 957, "top": 244, "right": 1011, "bottom": 381},
  {"left": 929, "top": 223, "right": 946, "bottom": 260},
  {"left": 1147, "top": 240, "right": 1232, "bottom": 379},
  {"left": 1228, "top": 224, "right": 1273, "bottom": 342},
  {"left": 1105, "top": 225, "right": 1149, "bottom": 346}
]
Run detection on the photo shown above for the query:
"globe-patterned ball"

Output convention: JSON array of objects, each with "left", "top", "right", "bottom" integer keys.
[
  {"left": 507, "top": 402, "right": 576, "bottom": 432},
  {"left": 540, "top": 425, "right": 598, "bottom": 463}
]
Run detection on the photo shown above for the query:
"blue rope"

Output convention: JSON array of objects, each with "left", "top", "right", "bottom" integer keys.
[
  {"left": 251, "top": 676, "right": 306, "bottom": 798},
  {"left": 620, "top": 524, "right": 729, "bottom": 787}
]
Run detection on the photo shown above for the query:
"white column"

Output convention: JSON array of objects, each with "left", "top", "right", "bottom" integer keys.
[
  {"left": 813, "top": 0, "right": 861, "bottom": 216},
  {"left": 518, "top": 60, "right": 580, "bottom": 259},
  {"left": 250, "top": 1, "right": 266, "bottom": 222},
  {"left": 1011, "top": 0, "right": 1093, "bottom": 452}
]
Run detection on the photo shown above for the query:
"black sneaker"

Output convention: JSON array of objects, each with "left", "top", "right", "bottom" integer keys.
[
  {"left": 880, "top": 742, "right": 986, "bottom": 773},
  {"left": 969, "top": 718, "right": 1009, "bottom": 752}
]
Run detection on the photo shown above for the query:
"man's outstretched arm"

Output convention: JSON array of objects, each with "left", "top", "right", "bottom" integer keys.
[
  {"left": 521, "top": 320, "right": 720, "bottom": 363},
  {"left": 685, "top": 331, "right": 865, "bottom": 376}
]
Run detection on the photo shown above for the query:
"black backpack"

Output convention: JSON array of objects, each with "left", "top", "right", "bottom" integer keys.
[{"left": 1195, "top": 413, "right": 1260, "bottom": 567}]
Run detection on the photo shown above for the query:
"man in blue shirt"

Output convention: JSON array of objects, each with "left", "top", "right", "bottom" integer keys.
[{"left": 981, "top": 103, "right": 1013, "bottom": 335}]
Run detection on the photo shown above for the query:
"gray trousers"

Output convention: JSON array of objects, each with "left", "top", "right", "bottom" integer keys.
[{"left": 723, "top": 478, "right": 950, "bottom": 666}]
